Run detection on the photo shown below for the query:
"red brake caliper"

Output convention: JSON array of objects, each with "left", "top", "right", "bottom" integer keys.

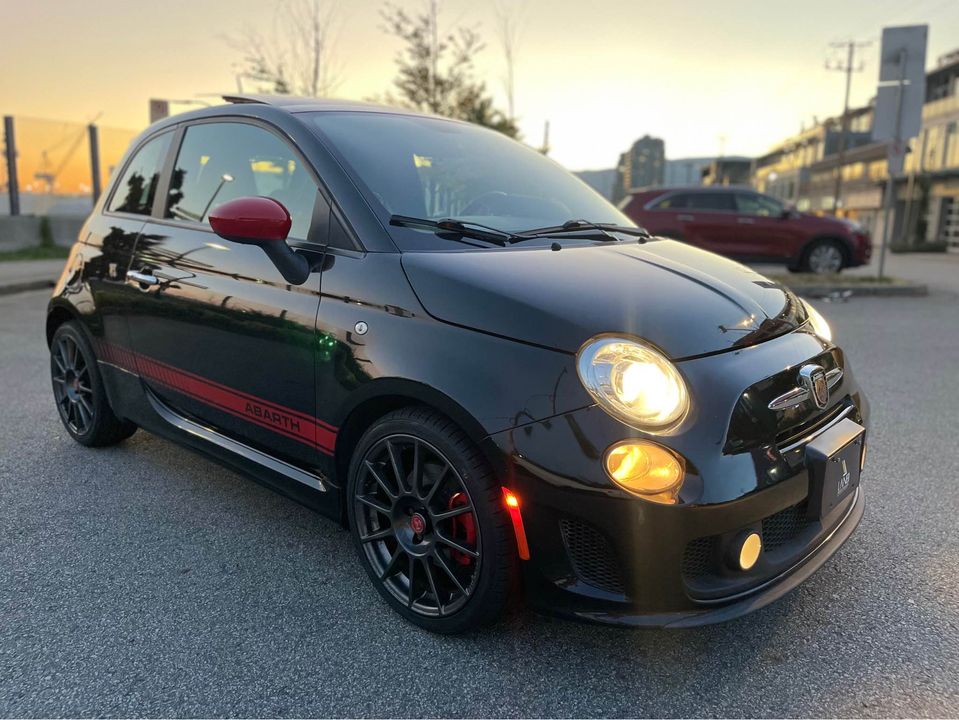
[{"left": 448, "top": 492, "right": 476, "bottom": 566}]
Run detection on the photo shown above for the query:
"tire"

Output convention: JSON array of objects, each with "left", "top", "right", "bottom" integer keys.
[
  {"left": 50, "top": 322, "right": 137, "bottom": 447},
  {"left": 801, "top": 239, "right": 846, "bottom": 274},
  {"left": 346, "top": 406, "right": 516, "bottom": 633}
]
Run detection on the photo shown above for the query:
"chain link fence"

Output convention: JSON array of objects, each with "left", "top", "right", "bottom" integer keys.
[{"left": 1, "top": 115, "right": 138, "bottom": 217}]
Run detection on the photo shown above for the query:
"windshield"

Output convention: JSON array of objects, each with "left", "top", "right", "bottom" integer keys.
[{"left": 306, "top": 111, "right": 631, "bottom": 239}]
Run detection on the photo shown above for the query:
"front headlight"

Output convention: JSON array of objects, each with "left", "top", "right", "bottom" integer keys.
[
  {"left": 801, "top": 299, "right": 832, "bottom": 342},
  {"left": 576, "top": 336, "right": 690, "bottom": 431}
]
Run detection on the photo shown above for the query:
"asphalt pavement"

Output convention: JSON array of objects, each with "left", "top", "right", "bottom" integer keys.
[{"left": 1, "top": 283, "right": 957, "bottom": 717}]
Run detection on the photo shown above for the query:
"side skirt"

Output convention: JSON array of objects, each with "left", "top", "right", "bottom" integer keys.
[{"left": 147, "top": 388, "right": 328, "bottom": 493}]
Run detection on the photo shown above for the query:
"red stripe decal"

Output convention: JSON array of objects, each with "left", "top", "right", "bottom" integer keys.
[{"left": 98, "top": 340, "right": 337, "bottom": 455}]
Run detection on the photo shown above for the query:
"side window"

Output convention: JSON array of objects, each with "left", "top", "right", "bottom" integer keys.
[
  {"left": 736, "top": 192, "right": 783, "bottom": 217},
  {"left": 652, "top": 193, "right": 689, "bottom": 210},
  {"left": 688, "top": 192, "right": 736, "bottom": 212},
  {"left": 166, "top": 122, "right": 320, "bottom": 241},
  {"left": 107, "top": 132, "right": 171, "bottom": 216}
]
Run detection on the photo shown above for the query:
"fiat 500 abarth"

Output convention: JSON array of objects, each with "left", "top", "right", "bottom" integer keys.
[{"left": 47, "top": 96, "right": 868, "bottom": 633}]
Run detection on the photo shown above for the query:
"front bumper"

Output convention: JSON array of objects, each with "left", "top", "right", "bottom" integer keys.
[
  {"left": 526, "top": 486, "right": 863, "bottom": 628},
  {"left": 485, "top": 329, "right": 868, "bottom": 627}
]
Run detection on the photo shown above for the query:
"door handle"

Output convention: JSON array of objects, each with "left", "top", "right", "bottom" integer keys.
[
  {"left": 677, "top": 214, "right": 694, "bottom": 222},
  {"left": 737, "top": 217, "right": 755, "bottom": 224},
  {"left": 128, "top": 270, "right": 159, "bottom": 286}
]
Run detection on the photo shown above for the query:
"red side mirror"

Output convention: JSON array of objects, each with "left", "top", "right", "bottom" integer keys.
[{"left": 209, "top": 196, "right": 292, "bottom": 244}]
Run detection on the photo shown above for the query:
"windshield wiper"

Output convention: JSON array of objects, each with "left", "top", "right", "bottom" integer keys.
[
  {"left": 389, "top": 215, "right": 515, "bottom": 247},
  {"left": 513, "top": 220, "right": 651, "bottom": 243}
]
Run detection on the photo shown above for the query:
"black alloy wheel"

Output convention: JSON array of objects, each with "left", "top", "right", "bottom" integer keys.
[
  {"left": 50, "top": 322, "right": 137, "bottom": 447},
  {"left": 348, "top": 407, "right": 515, "bottom": 633},
  {"left": 52, "top": 332, "right": 95, "bottom": 436}
]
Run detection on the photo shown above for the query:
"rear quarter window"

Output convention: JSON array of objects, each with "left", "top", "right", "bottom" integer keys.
[{"left": 107, "top": 132, "right": 172, "bottom": 216}]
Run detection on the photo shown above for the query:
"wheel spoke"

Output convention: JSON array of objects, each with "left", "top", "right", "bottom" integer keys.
[
  {"left": 424, "top": 464, "right": 450, "bottom": 506},
  {"left": 411, "top": 440, "right": 422, "bottom": 498},
  {"left": 433, "top": 550, "right": 469, "bottom": 597},
  {"left": 68, "top": 338, "right": 79, "bottom": 369},
  {"left": 431, "top": 504, "right": 473, "bottom": 522},
  {"left": 386, "top": 440, "right": 408, "bottom": 494},
  {"left": 436, "top": 532, "right": 479, "bottom": 559},
  {"left": 360, "top": 526, "right": 394, "bottom": 544},
  {"left": 357, "top": 494, "right": 391, "bottom": 516},
  {"left": 77, "top": 395, "right": 94, "bottom": 418},
  {"left": 407, "top": 554, "right": 416, "bottom": 608},
  {"left": 380, "top": 548, "right": 404, "bottom": 580},
  {"left": 53, "top": 347, "right": 68, "bottom": 374},
  {"left": 421, "top": 557, "right": 443, "bottom": 616},
  {"left": 76, "top": 398, "right": 91, "bottom": 428},
  {"left": 366, "top": 461, "right": 397, "bottom": 500},
  {"left": 52, "top": 376, "right": 65, "bottom": 385}
]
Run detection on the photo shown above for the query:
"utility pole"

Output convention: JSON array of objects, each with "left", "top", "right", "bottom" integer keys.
[{"left": 825, "top": 40, "right": 871, "bottom": 215}]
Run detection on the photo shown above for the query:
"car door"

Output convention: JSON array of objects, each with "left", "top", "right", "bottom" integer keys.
[
  {"left": 124, "top": 119, "right": 331, "bottom": 470},
  {"left": 679, "top": 191, "right": 739, "bottom": 255},
  {"left": 732, "top": 191, "right": 796, "bottom": 261},
  {"left": 85, "top": 130, "right": 173, "bottom": 361}
]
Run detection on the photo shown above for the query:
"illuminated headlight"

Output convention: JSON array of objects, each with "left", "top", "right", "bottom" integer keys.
[
  {"left": 801, "top": 299, "right": 832, "bottom": 342},
  {"left": 577, "top": 336, "right": 690, "bottom": 431}
]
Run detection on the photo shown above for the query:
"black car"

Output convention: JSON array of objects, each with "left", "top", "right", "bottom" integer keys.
[{"left": 47, "top": 95, "right": 868, "bottom": 633}]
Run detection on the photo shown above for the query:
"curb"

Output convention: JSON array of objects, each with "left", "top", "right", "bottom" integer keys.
[
  {"left": 792, "top": 283, "right": 928, "bottom": 298},
  {"left": 0, "top": 279, "right": 56, "bottom": 297}
]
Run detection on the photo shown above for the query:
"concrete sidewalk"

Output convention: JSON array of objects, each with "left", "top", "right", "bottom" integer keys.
[{"left": 0, "top": 259, "right": 67, "bottom": 296}]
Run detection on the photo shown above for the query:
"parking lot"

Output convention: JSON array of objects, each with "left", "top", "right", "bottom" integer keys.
[{"left": 1, "top": 262, "right": 958, "bottom": 717}]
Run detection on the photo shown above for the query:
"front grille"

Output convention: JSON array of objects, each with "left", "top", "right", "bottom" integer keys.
[
  {"left": 560, "top": 519, "right": 625, "bottom": 595},
  {"left": 775, "top": 402, "right": 851, "bottom": 451}
]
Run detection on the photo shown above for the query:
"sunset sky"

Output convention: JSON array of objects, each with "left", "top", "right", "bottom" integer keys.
[{"left": 2, "top": 0, "right": 959, "bottom": 171}]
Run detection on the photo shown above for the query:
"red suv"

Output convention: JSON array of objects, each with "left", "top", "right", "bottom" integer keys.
[{"left": 622, "top": 187, "right": 872, "bottom": 273}]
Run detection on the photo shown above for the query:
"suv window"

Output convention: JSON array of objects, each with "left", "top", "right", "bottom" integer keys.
[
  {"left": 108, "top": 132, "right": 171, "bottom": 216},
  {"left": 651, "top": 193, "right": 690, "bottom": 210},
  {"left": 687, "top": 192, "right": 736, "bottom": 212},
  {"left": 166, "top": 122, "right": 320, "bottom": 241},
  {"left": 736, "top": 192, "right": 784, "bottom": 217}
]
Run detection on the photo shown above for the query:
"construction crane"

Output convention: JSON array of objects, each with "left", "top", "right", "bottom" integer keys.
[{"left": 33, "top": 114, "right": 102, "bottom": 193}]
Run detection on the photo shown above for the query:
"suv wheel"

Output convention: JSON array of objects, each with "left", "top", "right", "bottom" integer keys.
[
  {"left": 347, "top": 407, "right": 516, "bottom": 633},
  {"left": 50, "top": 322, "right": 137, "bottom": 447},
  {"left": 803, "top": 239, "right": 845, "bottom": 274}
]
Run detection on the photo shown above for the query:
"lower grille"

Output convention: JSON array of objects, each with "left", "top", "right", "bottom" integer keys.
[
  {"left": 762, "top": 502, "right": 814, "bottom": 549},
  {"left": 560, "top": 519, "right": 625, "bottom": 595},
  {"left": 682, "top": 536, "right": 715, "bottom": 579},
  {"left": 681, "top": 500, "right": 814, "bottom": 580}
]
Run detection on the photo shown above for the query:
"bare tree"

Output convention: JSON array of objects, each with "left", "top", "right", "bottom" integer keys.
[
  {"left": 493, "top": 0, "right": 525, "bottom": 123},
  {"left": 226, "top": 0, "right": 342, "bottom": 97},
  {"left": 377, "top": 2, "right": 519, "bottom": 137}
]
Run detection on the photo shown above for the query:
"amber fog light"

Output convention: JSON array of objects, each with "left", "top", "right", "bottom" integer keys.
[
  {"left": 605, "top": 440, "right": 685, "bottom": 504},
  {"left": 733, "top": 531, "right": 763, "bottom": 571}
]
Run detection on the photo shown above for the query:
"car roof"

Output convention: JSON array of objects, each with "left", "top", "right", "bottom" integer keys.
[
  {"left": 219, "top": 93, "right": 428, "bottom": 116},
  {"left": 636, "top": 185, "right": 754, "bottom": 195},
  {"left": 137, "top": 93, "right": 465, "bottom": 140}
]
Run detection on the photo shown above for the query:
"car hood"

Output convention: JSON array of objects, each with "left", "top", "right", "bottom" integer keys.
[{"left": 400, "top": 239, "right": 807, "bottom": 359}]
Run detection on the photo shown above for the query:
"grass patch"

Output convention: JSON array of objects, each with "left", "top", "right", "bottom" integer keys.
[
  {"left": 0, "top": 245, "right": 71, "bottom": 262},
  {"left": 768, "top": 273, "right": 904, "bottom": 286}
]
